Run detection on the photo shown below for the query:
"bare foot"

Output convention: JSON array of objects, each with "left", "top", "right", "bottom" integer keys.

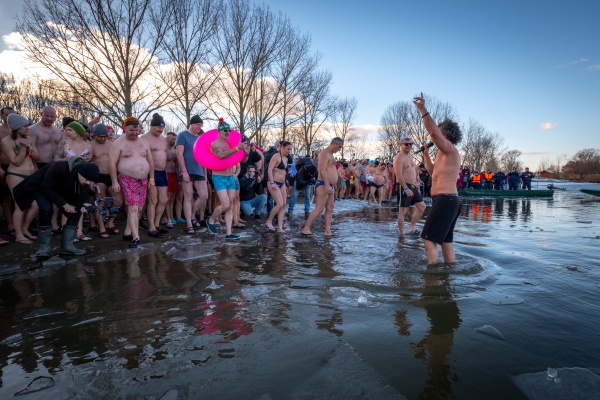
[
  {"left": 300, "top": 228, "right": 314, "bottom": 236},
  {"left": 277, "top": 229, "right": 286, "bottom": 233},
  {"left": 324, "top": 231, "right": 334, "bottom": 237}
]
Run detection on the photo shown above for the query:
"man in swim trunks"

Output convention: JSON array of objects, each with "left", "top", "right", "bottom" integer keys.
[
  {"left": 141, "top": 113, "right": 169, "bottom": 238},
  {"left": 367, "top": 161, "right": 386, "bottom": 205},
  {"left": 413, "top": 92, "right": 462, "bottom": 264},
  {"left": 109, "top": 116, "right": 155, "bottom": 248},
  {"left": 90, "top": 123, "right": 122, "bottom": 236},
  {"left": 0, "top": 107, "right": 16, "bottom": 240},
  {"left": 301, "top": 137, "right": 344, "bottom": 237},
  {"left": 393, "top": 135, "right": 426, "bottom": 235},
  {"left": 28, "top": 106, "right": 64, "bottom": 232},
  {"left": 206, "top": 118, "right": 242, "bottom": 240},
  {"left": 336, "top": 162, "right": 347, "bottom": 200},
  {"left": 165, "top": 132, "right": 179, "bottom": 227},
  {"left": 176, "top": 115, "right": 209, "bottom": 233}
]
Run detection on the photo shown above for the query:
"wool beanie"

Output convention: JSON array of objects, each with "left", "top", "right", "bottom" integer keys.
[
  {"left": 150, "top": 113, "right": 165, "bottom": 127},
  {"left": 7, "top": 114, "right": 29, "bottom": 131},
  {"left": 62, "top": 117, "right": 75, "bottom": 128},
  {"left": 217, "top": 118, "right": 230, "bottom": 131},
  {"left": 67, "top": 121, "right": 86, "bottom": 137},
  {"left": 93, "top": 123, "right": 109, "bottom": 137},
  {"left": 123, "top": 116, "right": 139, "bottom": 126},
  {"left": 190, "top": 115, "right": 203, "bottom": 125}
]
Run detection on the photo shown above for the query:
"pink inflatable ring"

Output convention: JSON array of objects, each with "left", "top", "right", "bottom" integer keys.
[{"left": 193, "top": 129, "right": 245, "bottom": 170}]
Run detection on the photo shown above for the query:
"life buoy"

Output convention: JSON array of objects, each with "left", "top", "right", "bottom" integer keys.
[{"left": 193, "top": 129, "right": 244, "bottom": 170}]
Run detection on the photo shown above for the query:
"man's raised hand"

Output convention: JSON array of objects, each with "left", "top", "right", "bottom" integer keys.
[{"left": 413, "top": 92, "right": 426, "bottom": 111}]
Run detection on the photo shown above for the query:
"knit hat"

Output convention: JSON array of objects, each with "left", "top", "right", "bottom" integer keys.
[
  {"left": 79, "top": 162, "right": 99, "bottom": 183},
  {"left": 150, "top": 113, "right": 165, "bottom": 127},
  {"left": 67, "top": 121, "right": 86, "bottom": 137},
  {"left": 106, "top": 125, "right": 114, "bottom": 132},
  {"left": 217, "top": 118, "right": 230, "bottom": 131},
  {"left": 123, "top": 116, "right": 139, "bottom": 127},
  {"left": 7, "top": 114, "right": 30, "bottom": 131},
  {"left": 62, "top": 117, "right": 75, "bottom": 128},
  {"left": 190, "top": 115, "right": 203, "bottom": 125},
  {"left": 93, "top": 123, "right": 109, "bottom": 137}
]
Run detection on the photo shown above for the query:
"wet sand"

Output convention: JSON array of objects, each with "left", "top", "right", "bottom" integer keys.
[{"left": 0, "top": 181, "right": 599, "bottom": 399}]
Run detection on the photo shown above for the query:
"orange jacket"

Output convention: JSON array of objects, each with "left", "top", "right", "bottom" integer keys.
[
  {"left": 484, "top": 173, "right": 494, "bottom": 182},
  {"left": 472, "top": 175, "right": 481, "bottom": 184}
]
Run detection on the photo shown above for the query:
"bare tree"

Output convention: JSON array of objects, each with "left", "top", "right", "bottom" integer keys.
[
  {"left": 329, "top": 97, "right": 357, "bottom": 160},
  {"left": 537, "top": 156, "right": 557, "bottom": 173},
  {"left": 500, "top": 150, "right": 523, "bottom": 171},
  {"left": 379, "top": 94, "right": 457, "bottom": 163},
  {"left": 17, "top": 0, "right": 172, "bottom": 126},
  {"left": 295, "top": 69, "right": 336, "bottom": 155},
  {"left": 460, "top": 119, "right": 505, "bottom": 171},
  {"left": 208, "top": 0, "right": 288, "bottom": 139},
  {"left": 562, "top": 148, "right": 600, "bottom": 181},
  {"left": 159, "top": 0, "right": 221, "bottom": 126}
]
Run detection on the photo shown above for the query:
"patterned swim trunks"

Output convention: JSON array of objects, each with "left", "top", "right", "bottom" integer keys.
[{"left": 118, "top": 174, "right": 148, "bottom": 207}]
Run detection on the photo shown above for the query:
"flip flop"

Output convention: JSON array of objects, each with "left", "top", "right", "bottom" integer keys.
[
  {"left": 106, "top": 225, "right": 119, "bottom": 234},
  {"left": 300, "top": 232, "right": 314, "bottom": 237},
  {"left": 98, "top": 231, "right": 110, "bottom": 238},
  {"left": 15, "top": 239, "right": 33, "bottom": 245},
  {"left": 265, "top": 224, "right": 276, "bottom": 232}
]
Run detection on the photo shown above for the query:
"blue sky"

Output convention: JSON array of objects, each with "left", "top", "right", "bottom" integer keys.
[
  {"left": 259, "top": 0, "right": 600, "bottom": 168},
  {"left": 1, "top": 0, "right": 599, "bottom": 168}
]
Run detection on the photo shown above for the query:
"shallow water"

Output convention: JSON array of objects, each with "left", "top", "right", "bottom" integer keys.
[{"left": 0, "top": 181, "right": 599, "bottom": 399}]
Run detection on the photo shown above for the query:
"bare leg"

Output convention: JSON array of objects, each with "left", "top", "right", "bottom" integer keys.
[
  {"left": 175, "top": 188, "right": 183, "bottom": 220},
  {"left": 193, "top": 180, "right": 208, "bottom": 222},
  {"left": 153, "top": 186, "right": 168, "bottom": 230},
  {"left": 277, "top": 185, "right": 287, "bottom": 232},
  {"left": 301, "top": 185, "right": 329, "bottom": 235},
  {"left": 407, "top": 202, "right": 426, "bottom": 231},
  {"left": 266, "top": 184, "right": 285, "bottom": 231},
  {"left": 210, "top": 189, "right": 232, "bottom": 233},
  {"left": 398, "top": 207, "right": 408, "bottom": 235},
  {"left": 166, "top": 192, "right": 175, "bottom": 223},
  {"left": 127, "top": 205, "right": 140, "bottom": 240},
  {"left": 182, "top": 181, "right": 194, "bottom": 229},
  {"left": 106, "top": 185, "right": 123, "bottom": 230},
  {"left": 441, "top": 242, "right": 456, "bottom": 263},
  {"left": 377, "top": 186, "right": 385, "bottom": 205},
  {"left": 423, "top": 239, "right": 440, "bottom": 265},
  {"left": 13, "top": 208, "right": 30, "bottom": 243},
  {"left": 147, "top": 185, "right": 158, "bottom": 232},
  {"left": 323, "top": 190, "right": 335, "bottom": 236}
]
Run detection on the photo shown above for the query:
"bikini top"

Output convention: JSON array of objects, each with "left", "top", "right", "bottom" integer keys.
[
  {"left": 13, "top": 143, "right": 31, "bottom": 158},
  {"left": 276, "top": 152, "right": 286, "bottom": 170}
]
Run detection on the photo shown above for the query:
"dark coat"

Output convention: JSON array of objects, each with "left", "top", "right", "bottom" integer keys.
[
  {"left": 13, "top": 160, "right": 91, "bottom": 212},
  {"left": 239, "top": 174, "right": 263, "bottom": 202}
]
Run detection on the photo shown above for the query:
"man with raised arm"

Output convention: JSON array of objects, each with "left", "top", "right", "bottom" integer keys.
[
  {"left": 109, "top": 116, "right": 154, "bottom": 249},
  {"left": 413, "top": 93, "right": 462, "bottom": 265},
  {"left": 393, "top": 135, "right": 426, "bottom": 235},
  {"left": 301, "top": 137, "right": 344, "bottom": 237},
  {"left": 141, "top": 113, "right": 169, "bottom": 238}
]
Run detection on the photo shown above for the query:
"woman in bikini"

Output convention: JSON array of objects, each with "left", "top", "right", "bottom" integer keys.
[
  {"left": 54, "top": 121, "right": 94, "bottom": 242},
  {"left": 0, "top": 114, "right": 40, "bottom": 244},
  {"left": 265, "top": 141, "right": 292, "bottom": 233}
]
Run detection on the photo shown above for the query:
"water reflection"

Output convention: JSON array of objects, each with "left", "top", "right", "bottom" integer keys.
[
  {"left": 464, "top": 199, "right": 533, "bottom": 223},
  {"left": 413, "top": 270, "right": 462, "bottom": 399}
]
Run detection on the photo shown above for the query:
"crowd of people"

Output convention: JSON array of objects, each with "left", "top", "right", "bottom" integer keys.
[
  {"left": 0, "top": 93, "right": 464, "bottom": 265},
  {"left": 458, "top": 167, "right": 535, "bottom": 190}
]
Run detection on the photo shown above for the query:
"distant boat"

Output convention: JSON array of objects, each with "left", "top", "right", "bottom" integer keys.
[
  {"left": 457, "top": 189, "right": 553, "bottom": 198},
  {"left": 580, "top": 189, "right": 600, "bottom": 197}
]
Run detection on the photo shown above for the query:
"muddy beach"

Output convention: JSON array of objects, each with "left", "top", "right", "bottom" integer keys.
[{"left": 0, "top": 181, "right": 599, "bottom": 399}]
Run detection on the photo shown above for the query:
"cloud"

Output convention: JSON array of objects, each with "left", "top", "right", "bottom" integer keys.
[
  {"left": 556, "top": 58, "right": 589, "bottom": 68},
  {"left": 539, "top": 122, "right": 557, "bottom": 130},
  {"left": 521, "top": 151, "right": 552, "bottom": 156},
  {"left": 587, "top": 64, "right": 600, "bottom": 71}
]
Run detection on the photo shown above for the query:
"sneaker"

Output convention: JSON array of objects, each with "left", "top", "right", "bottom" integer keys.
[
  {"left": 205, "top": 219, "right": 218, "bottom": 235},
  {"left": 0, "top": 237, "right": 9, "bottom": 245},
  {"left": 175, "top": 218, "right": 186, "bottom": 224},
  {"left": 74, "top": 233, "right": 92, "bottom": 242},
  {"left": 406, "top": 228, "right": 421, "bottom": 235},
  {"left": 254, "top": 214, "right": 262, "bottom": 220},
  {"left": 171, "top": 218, "right": 177, "bottom": 224},
  {"left": 225, "top": 234, "right": 240, "bottom": 240},
  {"left": 148, "top": 230, "right": 163, "bottom": 238},
  {"left": 138, "top": 221, "right": 148, "bottom": 230}
]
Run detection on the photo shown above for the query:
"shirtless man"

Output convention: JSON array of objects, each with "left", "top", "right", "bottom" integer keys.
[
  {"left": 206, "top": 119, "right": 243, "bottom": 240},
  {"left": 0, "top": 107, "right": 16, "bottom": 239},
  {"left": 367, "top": 161, "right": 386, "bottom": 205},
  {"left": 141, "top": 113, "right": 169, "bottom": 238},
  {"left": 413, "top": 92, "right": 462, "bottom": 264},
  {"left": 393, "top": 135, "right": 426, "bottom": 235},
  {"left": 90, "top": 123, "right": 122, "bottom": 236},
  {"left": 352, "top": 161, "right": 362, "bottom": 199},
  {"left": 109, "top": 116, "right": 155, "bottom": 248},
  {"left": 336, "top": 162, "right": 347, "bottom": 200},
  {"left": 301, "top": 137, "right": 344, "bottom": 237},
  {"left": 165, "top": 132, "right": 180, "bottom": 227},
  {"left": 29, "top": 106, "right": 63, "bottom": 232}
]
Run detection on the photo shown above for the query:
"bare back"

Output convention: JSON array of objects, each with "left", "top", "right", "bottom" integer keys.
[{"left": 431, "top": 144, "right": 460, "bottom": 195}]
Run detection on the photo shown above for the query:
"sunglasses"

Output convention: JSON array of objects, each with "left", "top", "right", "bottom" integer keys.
[
  {"left": 223, "top": 129, "right": 231, "bottom": 132},
  {"left": 403, "top": 143, "right": 413, "bottom": 146}
]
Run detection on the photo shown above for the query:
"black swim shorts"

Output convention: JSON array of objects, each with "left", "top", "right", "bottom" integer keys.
[
  {"left": 97, "top": 173, "right": 113, "bottom": 187},
  {"left": 153, "top": 170, "right": 168, "bottom": 187},
  {"left": 399, "top": 183, "right": 423, "bottom": 208},
  {"left": 421, "top": 194, "right": 462, "bottom": 245}
]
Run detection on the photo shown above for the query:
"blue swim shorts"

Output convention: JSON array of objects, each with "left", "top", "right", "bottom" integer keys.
[{"left": 212, "top": 174, "right": 236, "bottom": 191}]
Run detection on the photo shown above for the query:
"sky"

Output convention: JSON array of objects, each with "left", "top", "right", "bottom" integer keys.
[{"left": 1, "top": 0, "right": 599, "bottom": 168}]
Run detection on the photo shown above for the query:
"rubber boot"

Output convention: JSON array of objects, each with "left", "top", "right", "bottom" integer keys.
[
  {"left": 59, "top": 225, "right": 86, "bottom": 256},
  {"left": 35, "top": 225, "right": 53, "bottom": 259}
]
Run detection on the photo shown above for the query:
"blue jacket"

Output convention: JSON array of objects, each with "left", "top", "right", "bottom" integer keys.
[{"left": 507, "top": 171, "right": 520, "bottom": 182}]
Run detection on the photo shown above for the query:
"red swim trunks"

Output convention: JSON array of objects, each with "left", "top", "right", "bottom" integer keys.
[
  {"left": 167, "top": 172, "right": 179, "bottom": 194},
  {"left": 118, "top": 174, "right": 148, "bottom": 207}
]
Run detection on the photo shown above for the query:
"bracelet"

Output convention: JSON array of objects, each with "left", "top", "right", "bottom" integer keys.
[
  {"left": 421, "top": 113, "right": 429, "bottom": 119},
  {"left": 150, "top": 178, "right": 155, "bottom": 181},
  {"left": 235, "top": 146, "right": 239, "bottom": 151}
]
